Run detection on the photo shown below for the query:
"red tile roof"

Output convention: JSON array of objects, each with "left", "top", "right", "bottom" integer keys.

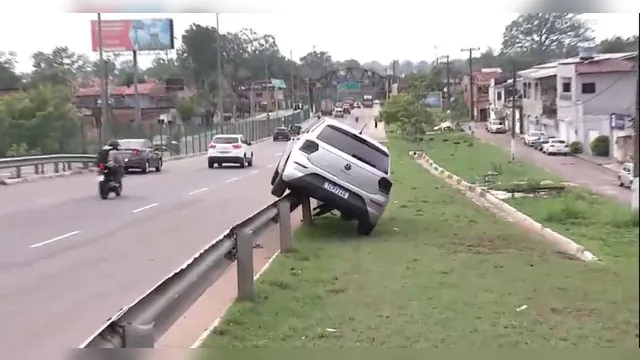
[
  {"left": 575, "top": 58, "right": 636, "bottom": 74},
  {"left": 473, "top": 71, "right": 502, "bottom": 83}
]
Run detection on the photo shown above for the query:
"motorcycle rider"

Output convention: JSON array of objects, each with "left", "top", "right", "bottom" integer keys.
[{"left": 96, "top": 139, "right": 124, "bottom": 186}]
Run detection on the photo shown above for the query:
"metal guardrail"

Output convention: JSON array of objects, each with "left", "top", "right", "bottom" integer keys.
[
  {"left": 0, "top": 109, "right": 311, "bottom": 180},
  {"left": 80, "top": 192, "right": 314, "bottom": 348},
  {"left": 0, "top": 154, "right": 96, "bottom": 178}
]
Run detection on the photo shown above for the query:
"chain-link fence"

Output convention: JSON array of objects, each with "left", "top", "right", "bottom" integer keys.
[{"left": 108, "top": 108, "right": 310, "bottom": 158}]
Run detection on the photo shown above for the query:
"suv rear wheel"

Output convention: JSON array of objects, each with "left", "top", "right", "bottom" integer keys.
[{"left": 356, "top": 221, "right": 375, "bottom": 236}]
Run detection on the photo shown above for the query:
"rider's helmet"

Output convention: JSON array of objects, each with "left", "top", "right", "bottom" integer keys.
[{"left": 107, "top": 139, "right": 121, "bottom": 150}]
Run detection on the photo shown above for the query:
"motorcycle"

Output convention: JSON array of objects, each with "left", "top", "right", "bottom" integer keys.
[
  {"left": 355, "top": 116, "right": 359, "bottom": 123},
  {"left": 97, "top": 162, "right": 122, "bottom": 200},
  {"left": 316, "top": 113, "right": 321, "bottom": 119}
]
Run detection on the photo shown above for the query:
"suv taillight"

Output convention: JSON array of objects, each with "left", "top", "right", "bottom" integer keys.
[
  {"left": 378, "top": 178, "right": 392, "bottom": 194},
  {"left": 232, "top": 144, "right": 242, "bottom": 149},
  {"left": 300, "top": 140, "right": 319, "bottom": 154}
]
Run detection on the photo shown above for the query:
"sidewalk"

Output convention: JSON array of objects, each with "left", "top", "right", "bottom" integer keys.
[
  {"left": 574, "top": 153, "right": 623, "bottom": 173},
  {"left": 364, "top": 119, "right": 387, "bottom": 144}
]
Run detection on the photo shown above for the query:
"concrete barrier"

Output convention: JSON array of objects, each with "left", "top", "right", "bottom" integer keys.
[{"left": 410, "top": 151, "right": 598, "bottom": 262}]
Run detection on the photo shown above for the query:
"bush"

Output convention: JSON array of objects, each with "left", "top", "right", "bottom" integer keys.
[
  {"left": 590, "top": 135, "right": 609, "bottom": 157},
  {"left": 569, "top": 141, "right": 583, "bottom": 154}
]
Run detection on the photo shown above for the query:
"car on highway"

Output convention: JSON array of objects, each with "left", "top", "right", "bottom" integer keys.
[
  {"left": 270, "top": 118, "right": 392, "bottom": 236},
  {"left": 523, "top": 130, "right": 545, "bottom": 146},
  {"left": 273, "top": 127, "right": 292, "bottom": 141},
  {"left": 293, "top": 102, "right": 303, "bottom": 111},
  {"left": 342, "top": 103, "right": 351, "bottom": 114},
  {"left": 485, "top": 120, "right": 507, "bottom": 133},
  {"left": 289, "top": 123, "right": 303, "bottom": 137},
  {"left": 354, "top": 102, "right": 362, "bottom": 109},
  {"left": 333, "top": 107, "right": 344, "bottom": 118},
  {"left": 207, "top": 134, "right": 254, "bottom": 168},
  {"left": 618, "top": 162, "right": 634, "bottom": 188},
  {"left": 542, "top": 138, "right": 569, "bottom": 155},
  {"left": 373, "top": 99, "right": 381, "bottom": 105},
  {"left": 117, "top": 139, "right": 163, "bottom": 173}
]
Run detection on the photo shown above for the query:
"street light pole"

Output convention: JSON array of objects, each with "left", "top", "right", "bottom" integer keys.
[
  {"left": 632, "top": 58, "right": 639, "bottom": 211},
  {"left": 216, "top": 13, "right": 223, "bottom": 122},
  {"left": 97, "top": 13, "right": 110, "bottom": 143},
  {"left": 265, "top": 55, "right": 270, "bottom": 120}
]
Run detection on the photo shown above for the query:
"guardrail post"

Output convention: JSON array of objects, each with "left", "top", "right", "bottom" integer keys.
[
  {"left": 34, "top": 164, "right": 40, "bottom": 175},
  {"left": 236, "top": 229, "right": 255, "bottom": 301},
  {"left": 14, "top": 166, "right": 21, "bottom": 178},
  {"left": 61, "top": 162, "right": 67, "bottom": 172},
  {"left": 123, "top": 322, "right": 154, "bottom": 347},
  {"left": 54, "top": 162, "right": 60, "bottom": 173},
  {"left": 67, "top": 162, "right": 72, "bottom": 171},
  {"left": 83, "top": 162, "right": 90, "bottom": 170},
  {"left": 301, "top": 197, "right": 312, "bottom": 225},
  {"left": 278, "top": 198, "right": 293, "bottom": 252}
]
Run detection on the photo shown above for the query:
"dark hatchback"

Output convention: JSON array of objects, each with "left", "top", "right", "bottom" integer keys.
[
  {"left": 116, "top": 139, "right": 163, "bottom": 173},
  {"left": 273, "top": 127, "right": 291, "bottom": 141}
]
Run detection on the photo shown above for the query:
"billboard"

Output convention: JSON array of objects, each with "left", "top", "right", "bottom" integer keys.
[{"left": 91, "top": 18, "right": 175, "bottom": 52}]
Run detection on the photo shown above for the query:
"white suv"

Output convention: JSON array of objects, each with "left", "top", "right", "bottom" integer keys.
[
  {"left": 270, "top": 118, "right": 392, "bottom": 235},
  {"left": 207, "top": 134, "right": 254, "bottom": 168}
]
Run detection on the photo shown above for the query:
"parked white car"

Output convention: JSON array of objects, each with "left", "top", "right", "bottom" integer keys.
[
  {"left": 524, "top": 130, "right": 545, "bottom": 146},
  {"left": 207, "top": 134, "right": 254, "bottom": 168},
  {"left": 542, "top": 139, "right": 569, "bottom": 155},
  {"left": 618, "top": 162, "right": 634, "bottom": 188},
  {"left": 486, "top": 120, "right": 507, "bottom": 133}
]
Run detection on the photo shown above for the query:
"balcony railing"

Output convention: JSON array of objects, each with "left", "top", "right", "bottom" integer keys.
[{"left": 558, "top": 93, "right": 572, "bottom": 101}]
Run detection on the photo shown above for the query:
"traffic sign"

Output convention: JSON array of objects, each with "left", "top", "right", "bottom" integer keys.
[{"left": 338, "top": 82, "right": 360, "bottom": 90}]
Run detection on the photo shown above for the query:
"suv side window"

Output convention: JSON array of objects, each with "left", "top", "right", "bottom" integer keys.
[{"left": 317, "top": 125, "right": 389, "bottom": 174}]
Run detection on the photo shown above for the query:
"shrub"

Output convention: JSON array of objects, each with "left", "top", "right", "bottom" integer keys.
[
  {"left": 569, "top": 141, "right": 583, "bottom": 154},
  {"left": 590, "top": 135, "right": 609, "bottom": 157}
]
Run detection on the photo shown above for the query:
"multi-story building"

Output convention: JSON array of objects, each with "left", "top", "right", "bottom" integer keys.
[{"left": 461, "top": 68, "right": 502, "bottom": 122}]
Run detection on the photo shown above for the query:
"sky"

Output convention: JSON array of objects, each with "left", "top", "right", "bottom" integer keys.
[{"left": 1, "top": 10, "right": 639, "bottom": 73}]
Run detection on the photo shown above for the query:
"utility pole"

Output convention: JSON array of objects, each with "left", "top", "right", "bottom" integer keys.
[
  {"left": 510, "top": 62, "right": 517, "bottom": 162},
  {"left": 632, "top": 58, "right": 639, "bottom": 211},
  {"left": 97, "top": 13, "right": 110, "bottom": 143},
  {"left": 265, "top": 54, "right": 270, "bottom": 120},
  {"left": 216, "top": 13, "right": 223, "bottom": 122},
  {"left": 290, "top": 49, "right": 295, "bottom": 109},
  {"left": 438, "top": 55, "right": 451, "bottom": 110},
  {"left": 132, "top": 48, "right": 141, "bottom": 126},
  {"left": 461, "top": 47, "right": 480, "bottom": 125}
]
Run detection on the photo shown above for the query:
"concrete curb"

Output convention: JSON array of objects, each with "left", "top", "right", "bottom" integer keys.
[
  {"left": 409, "top": 150, "right": 598, "bottom": 262},
  {"left": 571, "top": 153, "right": 619, "bottom": 174}
]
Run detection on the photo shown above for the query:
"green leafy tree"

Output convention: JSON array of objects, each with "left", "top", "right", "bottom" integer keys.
[
  {"left": 0, "top": 51, "right": 23, "bottom": 90},
  {"left": 501, "top": 14, "right": 595, "bottom": 62},
  {"left": 598, "top": 35, "right": 639, "bottom": 53}
]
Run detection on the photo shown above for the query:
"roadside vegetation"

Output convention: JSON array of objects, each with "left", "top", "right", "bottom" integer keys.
[{"left": 200, "top": 135, "right": 638, "bottom": 350}]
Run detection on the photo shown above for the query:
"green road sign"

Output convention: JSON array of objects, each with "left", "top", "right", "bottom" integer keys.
[{"left": 337, "top": 82, "right": 360, "bottom": 90}]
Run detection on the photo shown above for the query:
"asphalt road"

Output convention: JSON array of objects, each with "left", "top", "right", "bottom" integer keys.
[
  {"left": 0, "top": 110, "right": 297, "bottom": 181},
  {"left": 0, "top": 109, "right": 371, "bottom": 359},
  {"left": 473, "top": 123, "right": 631, "bottom": 204}
]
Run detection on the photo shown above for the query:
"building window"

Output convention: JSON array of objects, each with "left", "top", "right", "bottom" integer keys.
[
  {"left": 497, "top": 91, "right": 502, "bottom": 101},
  {"left": 561, "top": 81, "right": 571, "bottom": 93},
  {"left": 581, "top": 82, "right": 596, "bottom": 94}
]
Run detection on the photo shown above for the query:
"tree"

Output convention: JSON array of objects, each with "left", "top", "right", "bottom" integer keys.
[
  {"left": 0, "top": 51, "right": 23, "bottom": 89},
  {"left": 145, "top": 56, "right": 182, "bottom": 80},
  {"left": 299, "top": 50, "right": 334, "bottom": 79},
  {"left": 501, "top": 13, "right": 595, "bottom": 62},
  {"left": 598, "top": 35, "right": 639, "bottom": 53},
  {"left": 29, "top": 46, "right": 90, "bottom": 88}
]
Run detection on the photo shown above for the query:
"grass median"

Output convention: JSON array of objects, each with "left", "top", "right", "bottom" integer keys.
[{"left": 200, "top": 135, "right": 638, "bottom": 349}]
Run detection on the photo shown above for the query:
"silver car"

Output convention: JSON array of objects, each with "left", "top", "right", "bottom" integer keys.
[
  {"left": 618, "top": 162, "right": 634, "bottom": 188},
  {"left": 271, "top": 118, "right": 392, "bottom": 235}
]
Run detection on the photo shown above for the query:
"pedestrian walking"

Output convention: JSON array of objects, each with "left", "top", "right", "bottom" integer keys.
[{"left": 374, "top": 116, "right": 378, "bottom": 129}]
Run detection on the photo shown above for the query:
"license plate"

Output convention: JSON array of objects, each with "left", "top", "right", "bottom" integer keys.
[
  {"left": 219, "top": 151, "right": 230, "bottom": 154},
  {"left": 323, "top": 182, "right": 349, "bottom": 199},
  {"left": 96, "top": 175, "right": 105, "bottom": 182}
]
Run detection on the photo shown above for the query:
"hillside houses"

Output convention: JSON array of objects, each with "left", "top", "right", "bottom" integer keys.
[{"left": 489, "top": 51, "right": 637, "bottom": 161}]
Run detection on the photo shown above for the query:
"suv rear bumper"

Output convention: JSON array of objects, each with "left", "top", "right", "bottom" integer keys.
[
  {"left": 287, "top": 173, "right": 371, "bottom": 222},
  {"left": 208, "top": 155, "right": 244, "bottom": 163}
]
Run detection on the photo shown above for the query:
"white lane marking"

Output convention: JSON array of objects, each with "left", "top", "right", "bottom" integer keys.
[
  {"left": 250, "top": 170, "right": 259, "bottom": 175},
  {"left": 30, "top": 230, "right": 81, "bottom": 248},
  {"left": 267, "top": 164, "right": 275, "bottom": 168},
  {"left": 275, "top": 152, "right": 282, "bottom": 156},
  {"left": 225, "top": 177, "right": 240, "bottom": 183},
  {"left": 189, "top": 187, "right": 208, "bottom": 195},
  {"left": 132, "top": 203, "right": 159, "bottom": 213}
]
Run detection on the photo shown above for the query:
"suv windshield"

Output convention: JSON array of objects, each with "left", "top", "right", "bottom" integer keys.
[
  {"left": 212, "top": 136, "right": 240, "bottom": 144},
  {"left": 317, "top": 125, "right": 389, "bottom": 174}
]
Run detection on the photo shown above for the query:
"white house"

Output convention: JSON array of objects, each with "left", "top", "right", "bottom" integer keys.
[{"left": 517, "top": 51, "right": 637, "bottom": 156}]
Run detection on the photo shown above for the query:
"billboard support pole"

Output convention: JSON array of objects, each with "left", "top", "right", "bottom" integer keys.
[
  {"left": 132, "top": 50, "right": 142, "bottom": 127},
  {"left": 216, "top": 13, "right": 223, "bottom": 122},
  {"left": 97, "top": 13, "right": 110, "bottom": 143}
]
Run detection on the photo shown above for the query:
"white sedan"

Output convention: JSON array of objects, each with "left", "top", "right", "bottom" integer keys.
[
  {"left": 207, "top": 134, "right": 254, "bottom": 168},
  {"left": 542, "top": 139, "right": 569, "bottom": 155}
]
